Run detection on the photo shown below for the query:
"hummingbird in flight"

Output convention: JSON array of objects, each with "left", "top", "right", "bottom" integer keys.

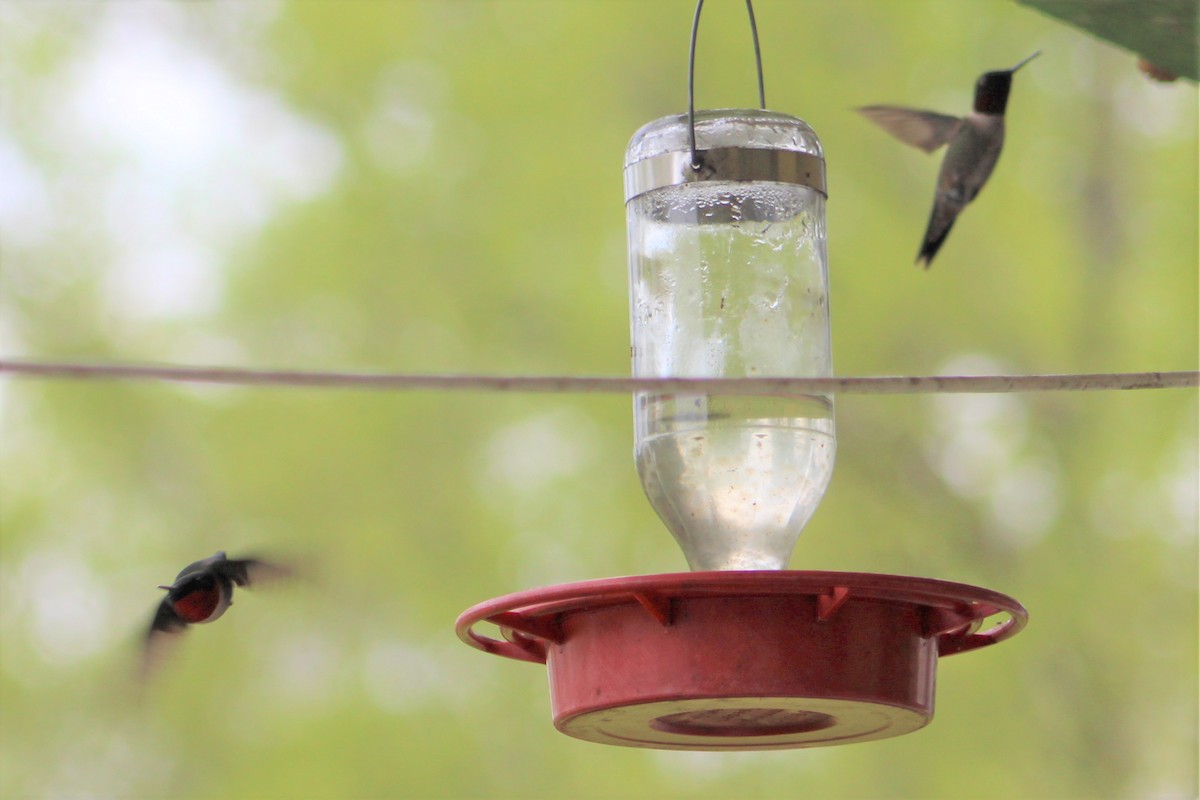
[
  {"left": 858, "top": 51, "right": 1040, "bottom": 267},
  {"left": 142, "top": 551, "right": 290, "bottom": 676}
]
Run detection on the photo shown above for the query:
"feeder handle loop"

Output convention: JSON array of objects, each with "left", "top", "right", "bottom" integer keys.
[
  {"left": 937, "top": 609, "right": 1022, "bottom": 656},
  {"left": 463, "top": 623, "right": 548, "bottom": 665},
  {"left": 688, "top": 0, "right": 767, "bottom": 169}
]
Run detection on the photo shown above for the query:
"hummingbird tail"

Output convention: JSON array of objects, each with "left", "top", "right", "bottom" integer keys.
[{"left": 915, "top": 207, "right": 958, "bottom": 269}]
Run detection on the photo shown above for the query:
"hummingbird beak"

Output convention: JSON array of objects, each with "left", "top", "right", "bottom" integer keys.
[
  {"left": 158, "top": 584, "right": 172, "bottom": 591},
  {"left": 1009, "top": 51, "right": 1041, "bottom": 74}
]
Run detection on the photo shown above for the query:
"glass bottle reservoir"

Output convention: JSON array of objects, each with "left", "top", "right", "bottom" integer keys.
[{"left": 625, "top": 109, "right": 835, "bottom": 571}]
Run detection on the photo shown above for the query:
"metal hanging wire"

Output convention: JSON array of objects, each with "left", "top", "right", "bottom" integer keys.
[
  {"left": 688, "top": 0, "right": 767, "bottom": 169},
  {"left": 0, "top": 360, "right": 1194, "bottom": 396}
]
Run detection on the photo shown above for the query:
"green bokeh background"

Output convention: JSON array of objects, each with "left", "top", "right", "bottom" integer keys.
[{"left": 1, "top": 1, "right": 1196, "bottom": 798}]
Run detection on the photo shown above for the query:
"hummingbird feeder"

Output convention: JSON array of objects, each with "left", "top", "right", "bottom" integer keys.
[{"left": 457, "top": 0, "right": 1026, "bottom": 750}]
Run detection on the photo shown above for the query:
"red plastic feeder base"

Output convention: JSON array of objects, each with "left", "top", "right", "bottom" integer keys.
[{"left": 456, "top": 571, "right": 1026, "bottom": 750}]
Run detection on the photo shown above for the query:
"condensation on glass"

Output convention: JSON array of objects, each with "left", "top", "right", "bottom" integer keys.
[{"left": 625, "top": 109, "right": 835, "bottom": 571}]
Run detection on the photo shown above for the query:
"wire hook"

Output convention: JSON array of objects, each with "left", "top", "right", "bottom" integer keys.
[{"left": 688, "top": 0, "right": 767, "bottom": 170}]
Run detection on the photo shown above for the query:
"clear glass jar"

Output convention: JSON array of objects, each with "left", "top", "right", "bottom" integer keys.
[{"left": 625, "top": 109, "right": 835, "bottom": 571}]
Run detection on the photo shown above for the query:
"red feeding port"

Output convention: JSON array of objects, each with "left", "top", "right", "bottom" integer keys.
[{"left": 456, "top": 571, "right": 1026, "bottom": 750}]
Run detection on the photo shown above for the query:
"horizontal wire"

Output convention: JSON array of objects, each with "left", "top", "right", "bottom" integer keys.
[{"left": 0, "top": 359, "right": 1196, "bottom": 395}]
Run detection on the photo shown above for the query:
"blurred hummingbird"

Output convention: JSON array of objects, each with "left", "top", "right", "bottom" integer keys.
[
  {"left": 858, "top": 51, "right": 1040, "bottom": 267},
  {"left": 142, "top": 551, "right": 290, "bottom": 676}
]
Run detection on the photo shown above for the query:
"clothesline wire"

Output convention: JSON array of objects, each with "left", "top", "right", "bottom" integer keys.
[{"left": 0, "top": 360, "right": 1195, "bottom": 395}]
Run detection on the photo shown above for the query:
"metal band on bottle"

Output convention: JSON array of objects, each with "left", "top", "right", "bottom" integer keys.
[{"left": 624, "top": 147, "right": 827, "bottom": 203}]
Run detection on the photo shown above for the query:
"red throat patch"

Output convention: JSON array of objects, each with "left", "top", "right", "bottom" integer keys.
[{"left": 173, "top": 586, "right": 220, "bottom": 623}]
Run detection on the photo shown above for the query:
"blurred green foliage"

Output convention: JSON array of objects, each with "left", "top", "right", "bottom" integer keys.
[
  {"left": 1, "top": 1, "right": 1196, "bottom": 798},
  {"left": 1019, "top": 0, "right": 1199, "bottom": 80}
]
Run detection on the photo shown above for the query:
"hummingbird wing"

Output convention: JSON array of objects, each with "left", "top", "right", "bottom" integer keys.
[
  {"left": 217, "top": 557, "right": 292, "bottom": 589},
  {"left": 149, "top": 595, "right": 188, "bottom": 636},
  {"left": 856, "top": 106, "right": 963, "bottom": 153},
  {"left": 141, "top": 596, "right": 189, "bottom": 680}
]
